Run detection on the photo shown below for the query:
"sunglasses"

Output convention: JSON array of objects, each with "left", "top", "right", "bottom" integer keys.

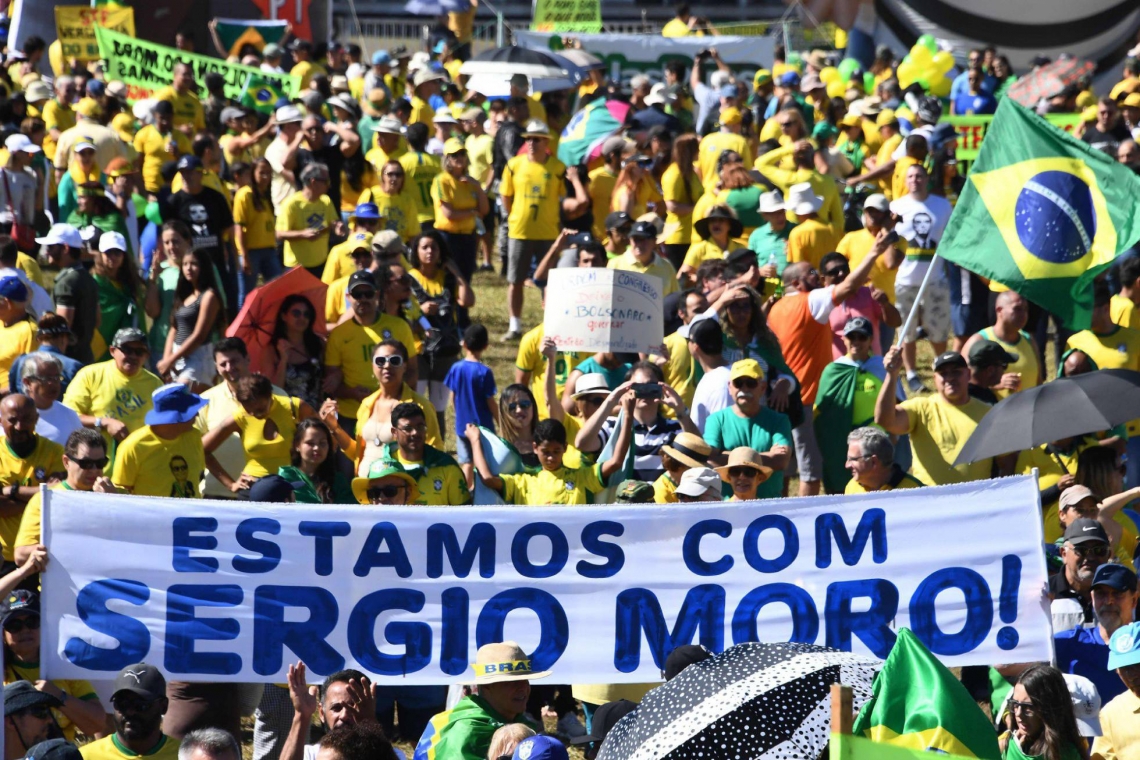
[
  {"left": 5, "top": 616, "right": 40, "bottom": 633},
  {"left": 352, "top": 289, "right": 378, "bottom": 300},
  {"left": 367, "top": 484, "right": 405, "bottom": 500},
  {"left": 384, "top": 171, "right": 405, "bottom": 178},
  {"left": 395, "top": 423, "right": 427, "bottom": 434},
  {"left": 71, "top": 456, "right": 109, "bottom": 470},
  {"left": 508, "top": 400, "right": 534, "bottom": 411},
  {"left": 733, "top": 378, "right": 759, "bottom": 389},
  {"left": 373, "top": 355, "right": 405, "bottom": 368},
  {"left": 111, "top": 695, "right": 156, "bottom": 713},
  {"left": 288, "top": 308, "right": 312, "bottom": 319},
  {"left": 1073, "top": 544, "right": 1110, "bottom": 558},
  {"left": 1009, "top": 699, "right": 1037, "bottom": 717},
  {"left": 823, "top": 267, "right": 849, "bottom": 278},
  {"left": 728, "top": 466, "right": 758, "bottom": 478}
]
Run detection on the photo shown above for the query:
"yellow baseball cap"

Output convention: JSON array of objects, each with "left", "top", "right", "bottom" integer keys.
[
  {"left": 729, "top": 359, "right": 766, "bottom": 383},
  {"left": 1081, "top": 105, "right": 1098, "bottom": 122},
  {"left": 443, "top": 137, "right": 466, "bottom": 155},
  {"left": 753, "top": 69, "right": 772, "bottom": 87},
  {"left": 875, "top": 108, "right": 898, "bottom": 127},
  {"left": 719, "top": 107, "right": 742, "bottom": 126},
  {"left": 75, "top": 97, "right": 103, "bottom": 119},
  {"left": 840, "top": 113, "right": 862, "bottom": 128},
  {"left": 1123, "top": 93, "right": 1140, "bottom": 108}
]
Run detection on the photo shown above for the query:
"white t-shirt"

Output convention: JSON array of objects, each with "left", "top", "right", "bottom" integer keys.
[
  {"left": 889, "top": 193, "right": 954, "bottom": 288},
  {"left": 892, "top": 124, "right": 936, "bottom": 160},
  {"left": 265, "top": 137, "right": 296, "bottom": 214},
  {"left": 692, "top": 365, "right": 732, "bottom": 431},
  {"left": 35, "top": 401, "right": 83, "bottom": 446}
]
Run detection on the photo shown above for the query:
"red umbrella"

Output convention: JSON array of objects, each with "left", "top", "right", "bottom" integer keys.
[
  {"left": 226, "top": 267, "right": 327, "bottom": 377},
  {"left": 1006, "top": 58, "right": 1095, "bottom": 108}
]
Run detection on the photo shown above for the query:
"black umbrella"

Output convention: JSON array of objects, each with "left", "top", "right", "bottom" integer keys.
[
  {"left": 596, "top": 643, "right": 881, "bottom": 760},
  {"left": 954, "top": 369, "right": 1140, "bottom": 465},
  {"left": 459, "top": 47, "right": 568, "bottom": 79}
]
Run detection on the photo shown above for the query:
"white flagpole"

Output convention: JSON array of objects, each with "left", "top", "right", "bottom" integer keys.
[{"left": 895, "top": 251, "right": 943, "bottom": 347}]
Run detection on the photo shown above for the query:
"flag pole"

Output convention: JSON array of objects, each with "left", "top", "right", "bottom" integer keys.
[{"left": 894, "top": 251, "right": 943, "bottom": 347}]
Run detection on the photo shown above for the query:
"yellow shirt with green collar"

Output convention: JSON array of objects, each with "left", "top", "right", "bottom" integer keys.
[
  {"left": 501, "top": 154, "right": 566, "bottom": 241},
  {"left": 5, "top": 654, "right": 98, "bottom": 742},
  {"left": 81, "top": 733, "right": 180, "bottom": 760},
  {"left": 325, "top": 314, "right": 418, "bottom": 417},
  {"left": 843, "top": 469, "right": 923, "bottom": 494},
  {"left": 1111, "top": 294, "right": 1140, "bottom": 331},
  {"left": 62, "top": 360, "right": 163, "bottom": 457},
  {"left": 154, "top": 86, "right": 206, "bottom": 134},
  {"left": 0, "top": 437, "right": 64, "bottom": 560},
  {"left": 500, "top": 461, "right": 606, "bottom": 505},
  {"left": 653, "top": 472, "right": 678, "bottom": 503},
  {"left": 394, "top": 446, "right": 471, "bottom": 506},
  {"left": 14, "top": 482, "right": 72, "bottom": 554},
  {"left": 607, "top": 251, "right": 680, "bottom": 297},
  {"left": 399, "top": 151, "right": 443, "bottom": 223}
]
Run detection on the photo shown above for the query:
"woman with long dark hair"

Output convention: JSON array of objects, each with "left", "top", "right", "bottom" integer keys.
[
  {"left": 278, "top": 417, "right": 353, "bottom": 503},
  {"left": 1001, "top": 665, "right": 1086, "bottom": 760},
  {"left": 158, "top": 247, "right": 224, "bottom": 389},
  {"left": 92, "top": 231, "right": 144, "bottom": 361},
  {"left": 233, "top": 157, "right": 282, "bottom": 302},
  {"left": 718, "top": 285, "right": 798, "bottom": 417},
  {"left": 661, "top": 134, "right": 703, "bottom": 270},
  {"left": 263, "top": 294, "right": 325, "bottom": 410}
]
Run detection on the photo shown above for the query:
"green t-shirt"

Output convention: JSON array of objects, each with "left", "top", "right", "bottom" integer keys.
[
  {"left": 575, "top": 356, "right": 633, "bottom": 391},
  {"left": 852, "top": 369, "right": 883, "bottom": 428},
  {"left": 748, "top": 222, "right": 795, "bottom": 275},
  {"left": 93, "top": 274, "right": 141, "bottom": 362},
  {"left": 703, "top": 406, "right": 792, "bottom": 498}
]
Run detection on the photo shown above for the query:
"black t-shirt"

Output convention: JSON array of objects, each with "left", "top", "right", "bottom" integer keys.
[
  {"left": 165, "top": 187, "right": 234, "bottom": 270},
  {"left": 1049, "top": 570, "right": 1094, "bottom": 624},
  {"left": 967, "top": 383, "right": 999, "bottom": 405},
  {"left": 492, "top": 121, "right": 524, "bottom": 178},
  {"left": 1081, "top": 121, "right": 1131, "bottom": 156}
]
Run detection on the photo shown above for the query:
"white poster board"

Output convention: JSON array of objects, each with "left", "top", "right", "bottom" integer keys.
[{"left": 544, "top": 268, "right": 665, "bottom": 354}]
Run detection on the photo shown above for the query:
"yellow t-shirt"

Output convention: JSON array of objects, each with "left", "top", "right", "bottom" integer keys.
[
  {"left": 14, "top": 484, "right": 64, "bottom": 553},
  {"left": 0, "top": 319, "right": 37, "bottom": 392},
  {"left": 432, "top": 171, "right": 478, "bottom": 234},
  {"left": 340, "top": 162, "right": 377, "bottom": 213},
  {"left": 515, "top": 324, "right": 587, "bottom": 419},
  {"left": 394, "top": 449, "right": 470, "bottom": 506},
  {"left": 154, "top": 86, "right": 206, "bottom": 133},
  {"left": 652, "top": 330, "right": 695, "bottom": 412},
  {"left": 697, "top": 131, "right": 752, "bottom": 189},
  {"left": 5, "top": 657, "right": 98, "bottom": 742},
  {"left": 653, "top": 471, "right": 678, "bottom": 503},
  {"left": 359, "top": 186, "right": 422, "bottom": 242},
  {"left": 682, "top": 238, "right": 729, "bottom": 271},
  {"left": 133, "top": 125, "right": 191, "bottom": 193},
  {"left": 81, "top": 734, "right": 180, "bottom": 760},
  {"left": 290, "top": 60, "right": 327, "bottom": 91},
  {"left": 16, "top": 252, "right": 45, "bottom": 289},
  {"left": 277, "top": 191, "right": 338, "bottom": 268},
  {"left": 501, "top": 155, "right": 566, "bottom": 241},
  {"left": 42, "top": 100, "right": 76, "bottom": 166},
  {"left": 232, "top": 185, "right": 277, "bottom": 252},
  {"left": 661, "top": 163, "right": 704, "bottom": 246},
  {"left": 410, "top": 95, "right": 435, "bottom": 128},
  {"left": 325, "top": 315, "right": 418, "bottom": 417},
  {"left": 400, "top": 151, "right": 443, "bottom": 223},
  {"left": 0, "top": 437, "right": 64, "bottom": 560},
  {"left": 234, "top": 396, "right": 301, "bottom": 477},
  {"left": 661, "top": 17, "right": 695, "bottom": 36},
  {"left": 587, "top": 166, "right": 619, "bottom": 241},
  {"left": 1111, "top": 294, "right": 1140, "bottom": 331},
  {"left": 899, "top": 395, "right": 993, "bottom": 485},
  {"left": 62, "top": 361, "right": 163, "bottom": 458},
  {"left": 111, "top": 427, "right": 205, "bottom": 498},
  {"left": 1068, "top": 327, "right": 1140, "bottom": 436},
  {"left": 501, "top": 462, "right": 606, "bottom": 505},
  {"left": 836, "top": 228, "right": 904, "bottom": 303},
  {"left": 787, "top": 217, "right": 842, "bottom": 271},
  {"left": 977, "top": 327, "right": 1040, "bottom": 398},
  {"left": 843, "top": 470, "right": 923, "bottom": 493},
  {"left": 875, "top": 133, "right": 903, "bottom": 197},
  {"left": 322, "top": 231, "right": 398, "bottom": 285},
  {"left": 325, "top": 274, "right": 350, "bottom": 324},
  {"left": 466, "top": 133, "right": 494, "bottom": 187},
  {"left": 607, "top": 252, "right": 679, "bottom": 296}
]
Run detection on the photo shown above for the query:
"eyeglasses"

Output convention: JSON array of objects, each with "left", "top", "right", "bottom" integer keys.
[
  {"left": 367, "top": 484, "right": 405, "bottom": 500},
  {"left": 373, "top": 355, "right": 405, "bottom": 368},
  {"left": 846, "top": 454, "right": 874, "bottom": 463},
  {"left": 5, "top": 616, "right": 40, "bottom": 633},
  {"left": 395, "top": 423, "right": 427, "bottom": 434},
  {"left": 384, "top": 171, "right": 405, "bottom": 178},
  {"left": 733, "top": 378, "right": 759, "bottom": 389},
  {"left": 1073, "top": 544, "right": 1110, "bottom": 559},
  {"left": 507, "top": 400, "right": 533, "bottom": 411},
  {"left": 823, "top": 266, "right": 849, "bottom": 278},
  {"left": 71, "top": 456, "right": 109, "bottom": 470},
  {"left": 111, "top": 695, "right": 156, "bottom": 713},
  {"left": 728, "top": 466, "right": 758, "bottom": 478},
  {"left": 27, "top": 375, "right": 61, "bottom": 384},
  {"left": 1009, "top": 699, "right": 1037, "bottom": 717},
  {"left": 288, "top": 308, "right": 313, "bottom": 319},
  {"left": 352, "top": 289, "right": 378, "bottom": 300}
]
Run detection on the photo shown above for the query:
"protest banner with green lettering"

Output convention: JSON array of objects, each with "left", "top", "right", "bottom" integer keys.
[
  {"left": 94, "top": 25, "right": 299, "bottom": 105},
  {"left": 532, "top": 0, "right": 601, "bottom": 33},
  {"left": 945, "top": 113, "right": 1082, "bottom": 161},
  {"left": 55, "top": 6, "right": 135, "bottom": 62}
]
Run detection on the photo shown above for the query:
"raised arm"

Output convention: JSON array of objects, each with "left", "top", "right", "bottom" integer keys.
[
  {"left": 832, "top": 229, "right": 887, "bottom": 304},
  {"left": 464, "top": 423, "right": 504, "bottom": 492},
  {"left": 875, "top": 345, "right": 911, "bottom": 435},
  {"left": 599, "top": 391, "right": 635, "bottom": 481}
]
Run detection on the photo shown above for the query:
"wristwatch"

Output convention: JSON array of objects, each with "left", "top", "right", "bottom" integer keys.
[{"left": 94, "top": 417, "right": 103, "bottom": 429}]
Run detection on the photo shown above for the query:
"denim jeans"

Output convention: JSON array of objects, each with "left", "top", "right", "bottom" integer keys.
[{"left": 240, "top": 247, "right": 283, "bottom": 306}]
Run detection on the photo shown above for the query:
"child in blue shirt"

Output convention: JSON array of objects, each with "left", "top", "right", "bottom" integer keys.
[{"left": 444, "top": 323, "right": 499, "bottom": 483}]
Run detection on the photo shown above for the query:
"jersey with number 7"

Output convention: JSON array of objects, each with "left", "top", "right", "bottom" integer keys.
[{"left": 501, "top": 154, "right": 566, "bottom": 241}]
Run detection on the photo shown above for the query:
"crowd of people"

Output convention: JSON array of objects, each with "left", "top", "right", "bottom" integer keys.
[{"left": 0, "top": 3, "right": 1137, "bottom": 759}]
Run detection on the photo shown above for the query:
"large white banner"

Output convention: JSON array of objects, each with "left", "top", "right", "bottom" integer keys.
[
  {"left": 514, "top": 31, "right": 774, "bottom": 73},
  {"left": 544, "top": 268, "right": 665, "bottom": 354},
  {"left": 42, "top": 476, "right": 1051, "bottom": 684}
]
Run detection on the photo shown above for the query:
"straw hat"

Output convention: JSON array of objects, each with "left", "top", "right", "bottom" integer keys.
[
  {"left": 351, "top": 460, "right": 420, "bottom": 505},
  {"left": 660, "top": 432, "right": 712, "bottom": 470},
  {"left": 715, "top": 446, "right": 773, "bottom": 484},
  {"left": 571, "top": 373, "right": 610, "bottom": 399},
  {"left": 465, "top": 641, "right": 551, "bottom": 684}
]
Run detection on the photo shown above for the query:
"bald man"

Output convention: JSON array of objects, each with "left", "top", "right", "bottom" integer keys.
[
  {"left": 962, "top": 290, "right": 1042, "bottom": 398},
  {"left": 0, "top": 394, "right": 64, "bottom": 568}
]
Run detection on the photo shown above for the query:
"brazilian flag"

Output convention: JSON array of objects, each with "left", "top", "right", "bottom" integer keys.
[
  {"left": 241, "top": 74, "right": 287, "bottom": 115},
  {"left": 939, "top": 97, "right": 1140, "bottom": 329}
]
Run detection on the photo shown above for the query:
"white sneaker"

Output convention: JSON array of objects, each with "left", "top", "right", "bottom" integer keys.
[
  {"left": 557, "top": 713, "right": 587, "bottom": 738},
  {"left": 905, "top": 374, "right": 925, "bottom": 394}
]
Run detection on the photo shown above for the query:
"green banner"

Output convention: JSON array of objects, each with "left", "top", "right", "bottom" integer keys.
[
  {"left": 94, "top": 25, "right": 299, "bottom": 104},
  {"left": 532, "top": 0, "right": 601, "bottom": 33},
  {"left": 945, "top": 113, "right": 1081, "bottom": 161}
]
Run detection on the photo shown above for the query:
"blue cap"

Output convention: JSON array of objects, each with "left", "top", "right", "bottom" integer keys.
[
  {"left": 372, "top": 50, "right": 391, "bottom": 65},
  {"left": 144, "top": 383, "right": 208, "bottom": 426},
  {"left": 719, "top": 84, "right": 737, "bottom": 99},
  {"left": 1093, "top": 563, "right": 1139, "bottom": 592},
  {"left": 1109, "top": 622, "right": 1140, "bottom": 670},
  {"left": 511, "top": 736, "right": 568, "bottom": 760},
  {"left": 351, "top": 202, "right": 381, "bottom": 220},
  {"left": 176, "top": 154, "right": 203, "bottom": 173},
  {"left": 86, "top": 79, "right": 105, "bottom": 97},
  {"left": 779, "top": 71, "right": 801, "bottom": 87},
  {"left": 433, "top": 40, "right": 446, "bottom": 55},
  {"left": 248, "top": 475, "right": 302, "bottom": 503},
  {"left": 0, "top": 276, "right": 28, "bottom": 302}
]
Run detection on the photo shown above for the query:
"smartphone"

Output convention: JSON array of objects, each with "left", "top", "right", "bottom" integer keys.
[
  {"left": 633, "top": 382, "right": 662, "bottom": 400},
  {"left": 883, "top": 230, "right": 899, "bottom": 245}
]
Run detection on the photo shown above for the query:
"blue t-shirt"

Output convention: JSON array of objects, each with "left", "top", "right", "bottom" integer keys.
[
  {"left": 703, "top": 406, "right": 793, "bottom": 498},
  {"left": 1054, "top": 625, "right": 1126, "bottom": 703},
  {"left": 443, "top": 359, "right": 497, "bottom": 434},
  {"left": 953, "top": 90, "right": 997, "bottom": 116}
]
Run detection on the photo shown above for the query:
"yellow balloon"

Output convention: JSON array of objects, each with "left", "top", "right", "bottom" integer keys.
[
  {"left": 820, "top": 66, "right": 840, "bottom": 85},
  {"left": 932, "top": 51, "right": 954, "bottom": 75},
  {"left": 909, "top": 45, "right": 932, "bottom": 67},
  {"left": 930, "top": 76, "right": 952, "bottom": 97},
  {"left": 896, "top": 61, "right": 916, "bottom": 87},
  {"left": 827, "top": 80, "right": 847, "bottom": 99}
]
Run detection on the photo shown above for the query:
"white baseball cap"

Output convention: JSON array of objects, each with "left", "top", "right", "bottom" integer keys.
[
  {"left": 98, "top": 231, "right": 128, "bottom": 254},
  {"left": 4, "top": 134, "right": 40, "bottom": 154},
  {"left": 675, "top": 467, "right": 722, "bottom": 498},
  {"left": 1063, "top": 673, "right": 1103, "bottom": 737},
  {"left": 274, "top": 105, "right": 304, "bottom": 124},
  {"left": 35, "top": 223, "right": 83, "bottom": 249}
]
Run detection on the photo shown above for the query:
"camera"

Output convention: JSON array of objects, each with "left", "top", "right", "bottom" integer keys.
[{"left": 632, "top": 382, "right": 662, "bottom": 400}]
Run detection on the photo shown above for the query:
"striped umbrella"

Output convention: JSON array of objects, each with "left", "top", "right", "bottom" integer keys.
[{"left": 557, "top": 98, "right": 631, "bottom": 166}]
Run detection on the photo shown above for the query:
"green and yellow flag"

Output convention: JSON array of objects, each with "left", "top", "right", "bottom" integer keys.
[
  {"left": 851, "top": 629, "right": 1001, "bottom": 759},
  {"left": 832, "top": 733, "right": 976, "bottom": 760},
  {"left": 938, "top": 97, "right": 1140, "bottom": 329},
  {"left": 240, "top": 73, "right": 287, "bottom": 114}
]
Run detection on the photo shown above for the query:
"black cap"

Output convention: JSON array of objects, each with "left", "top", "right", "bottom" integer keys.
[
  {"left": 175, "top": 155, "right": 203, "bottom": 173},
  {"left": 629, "top": 221, "right": 657, "bottom": 239},
  {"left": 26, "top": 740, "right": 83, "bottom": 760},
  {"left": 566, "top": 231, "right": 603, "bottom": 251},
  {"left": 248, "top": 475, "right": 302, "bottom": 503},
  {"left": 968, "top": 339, "right": 1018, "bottom": 368},
  {"left": 843, "top": 316, "right": 873, "bottom": 337},
  {"left": 931, "top": 351, "right": 967, "bottom": 372},
  {"left": 0, "top": 589, "right": 38, "bottom": 626},
  {"left": 605, "top": 211, "right": 632, "bottom": 231},
  {"left": 664, "top": 644, "right": 712, "bottom": 680},
  {"left": 289, "top": 39, "right": 312, "bottom": 52},
  {"left": 347, "top": 270, "right": 378, "bottom": 294},
  {"left": 1064, "top": 517, "right": 1109, "bottom": 546},
  {"left": 112, "top": 663, "right": 167, "bottom": 701},
  {"left": 5, "top": 681, "right": 61, "bottom": 714},
  {"left": 725, "top": 248, "right": 757, "bottom": 266},
  {"left": 1093, "top": 563, "right": 1138, "bottom": 592},
  {"left": 569, "top": 699, "right": 638, "bottom": 745}
]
